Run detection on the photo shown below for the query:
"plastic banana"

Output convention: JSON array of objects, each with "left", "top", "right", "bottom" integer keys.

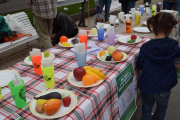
[
  {"left": 86, "top": 70, "right": 101, "bottom": 80},
  {"left": 83, "top": 66, "right": 91, "bottom": 70},
  {"left": 88, "top": 68, "right": 107, "bottom": 79}
]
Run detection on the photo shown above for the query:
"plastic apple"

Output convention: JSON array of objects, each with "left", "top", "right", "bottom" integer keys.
[{"left": 73, "top": 67, "right": 86, "bottom": 81}]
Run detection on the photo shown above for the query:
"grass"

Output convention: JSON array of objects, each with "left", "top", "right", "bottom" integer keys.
[{"left": 7, "top": 0, "right": 96, "bottom": 26}]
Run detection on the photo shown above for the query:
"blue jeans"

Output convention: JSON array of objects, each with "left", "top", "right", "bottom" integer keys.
[
  {"left": 98, "top": 0, "right": 112, "bottom": 21},
  {"left": 141, "top": 91, "right": 171, "bottom": 120},
  {"left": 163, "top": 1, "right": 180, "bottom": 14},
  {"left": 122, "top": 1, "right": 135, "bottom": 14}
]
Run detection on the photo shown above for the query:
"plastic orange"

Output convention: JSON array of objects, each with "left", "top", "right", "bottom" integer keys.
[
  {"left": 100, "top": 50, "right": 106, "bottom": 57},
  {"left": 93, "top": 76, "right": 99, "bottom": 83},
  {"left": 82, "top": 74, "right": 94, "bottom": 86},
  {"left": 43, "top": 99, "right": 62, "bottom": 115},
  {"left": 60, "top": 36, "right": 68, "bottom": 44}
]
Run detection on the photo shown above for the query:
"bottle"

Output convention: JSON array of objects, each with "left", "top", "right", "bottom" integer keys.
[
  {"left": 29, "top": 48, "right": 42, "bottom": 75},
  {"left": 139, "top": 5, "right": 144, "bottom": 16},
  {"left": 145, "top": 2, "right": 149, "bottom": 8},
  {"left": 135, "top": 11, "right": 141, "bottom": 26},
  {"left": 8, "top": 73, "right": 27, "bottom": 108},
  {"left": 0, "top": 86, "right": 2, "bottom": 100},
  {"left": 146, "top": 7, "right": 151, "bottom": 19},
  {"left": 157, "top": 2, "right": 161, "bottom": 12},
  {"left": 41, "top": 60, "right": 55, "bottom": 88},
  {"left": 126, "top": 15, "right": 132, "bottom": 33},
  {"left": 152, "top": 4, "right": 157, "bottom": 16}
]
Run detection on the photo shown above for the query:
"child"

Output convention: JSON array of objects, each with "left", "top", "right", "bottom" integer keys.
[{"left": 136, "top": 12, "right": 179, "bottom": 120}]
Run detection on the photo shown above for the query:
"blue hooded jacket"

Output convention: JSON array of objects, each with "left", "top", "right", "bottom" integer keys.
[{"left": 136, "top": 37, "right": 180, "bottom": 94}]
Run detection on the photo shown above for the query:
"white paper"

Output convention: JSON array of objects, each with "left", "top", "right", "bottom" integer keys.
[
  {"left": 71, "top": 42, "right": 102, "bottom": 55},
  {"left": 75, "top": 43, "right": 85, "bottom": 54},
  {"left": 131, "top": 8, "right": 135, "bottom": 20}
]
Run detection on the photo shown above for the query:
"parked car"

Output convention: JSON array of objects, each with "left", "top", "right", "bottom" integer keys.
[{"left": 0, "top": 0, "right": 5, "bottom": 3}]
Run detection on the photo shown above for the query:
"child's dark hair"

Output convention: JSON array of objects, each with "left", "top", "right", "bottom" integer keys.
[{"left": 147, "top": 12, "right": 178, "bottom": 37}]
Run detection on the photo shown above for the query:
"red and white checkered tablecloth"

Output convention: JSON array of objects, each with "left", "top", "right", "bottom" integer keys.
[{"left": 0, "top": 17, "right": 152, "bottom": 120}]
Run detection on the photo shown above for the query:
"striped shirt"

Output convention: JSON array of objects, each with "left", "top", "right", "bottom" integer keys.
[{"left": 27, "top": 0, "right": 57, "bottom": 19}]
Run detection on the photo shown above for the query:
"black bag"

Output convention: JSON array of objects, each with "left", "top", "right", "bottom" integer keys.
[{"left": 0, "top": 31, "right": 7, "bottom": 43}]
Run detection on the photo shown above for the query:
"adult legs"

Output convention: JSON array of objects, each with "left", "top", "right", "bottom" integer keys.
[
  {"left": 52, "top": 28, "right": 78, "bottom": 45},
  {"left": 163, "top": 1, "right": 172, "bottom": 10},
  {"left": 104, "top": 0, "right": 112, "bottom": 21},
  {"left": 98, "top": 0, "right": 105, "bottom": 14},
  {"left": 152, "top": 91, "right": 171, "bottom": 120},
  {"left": 121, "top": 3, "right": 128, "bottom": 14},
  {"left": 127, "top": 1, "right": 136, "bottom": 14},
  {"left": 33, "top": 15, "right": 53, "bottom": 51},
  {"left": 172, "top": 2, "right": 180, "bottom": 14},
  {"left": 141, "top": 93, "right": 155, "bottom": 120}
]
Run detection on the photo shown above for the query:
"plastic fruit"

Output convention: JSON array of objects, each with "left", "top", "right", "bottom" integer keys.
[
  {"left": 82, "top": 74, "right": 94, "bottom": 86},
  {"left": 34, "top": 92, "right": 62, "bottom": 100},
  {"left": 83, "top": 66, "right": 91, "bottom": 70},
  {"left": 112, "top": 51, "right": 123, "bottom": 61},
  {"left": 100, "top": 54, "right": 108, "bottom": 61},
  {"left": 93, "top": 76, "right": 99, "bottom": 83},
  {"left": 87, "top": 68, "right": 107, "bottom": 79},
  {"left": 63, "top": 96, "right": 71, "bottom": 107},
  {"left": 107, "top": 46, "right": 116, "bottom": 54},
  {"left": 91, "top": 28, "right": 97, "bottom": 35},
  {"left": 44, "top": 51, "right": 50, "bottom": 58},
  {"left": 61, "top": 92, "right": 70, "bottom": 99},
  {"left": 127, "top": 39, "right": 136, "bottom": 43},
  {"left": 130, "top": 35, "right": 137, "bottom": 40},
  {"left": 85, "top": 70, "right": 101, "bottom": 80},
  {"left": 36, "top": 105, "right": 44, "bottom": 113},
  {"left": 87, "top": 30, "right": 90, "bottom": 35},
  {"left": 43, "top": 99, "right": 62, "bottom": 115},
  {"left": 62, "top": 42, "right": 71, "bottom": 47},
  {"left": 100, "top": 50, "right": 106, "bottom": 57},
  {"left": 36, "top": 99, "right": 48, "bottom": 106},
  {"left": 105, "top": 56, "right": 112, "bottom": 61},
  {"left": 60, "top": 36, "right": 68, "bottom": 44},
  {"left": 73, "top": 67, "right": 86, "bottom": 81}
]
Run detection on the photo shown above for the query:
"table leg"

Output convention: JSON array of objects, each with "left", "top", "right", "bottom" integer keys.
[{"left": 81, "top": 2, "right": 85, "bottom": 27}]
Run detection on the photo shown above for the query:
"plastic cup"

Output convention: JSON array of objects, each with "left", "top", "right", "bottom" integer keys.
[
  {"left": 75, "top": 51, "right": 87, "bottom": 67},
  {"left": 9, "top": 80, "right": 27, "bottom": 108},
  {"left": 139, "top": 5, "right": 144, "bottom": 16},
  {"left": 78, "top": 34, "right": 87, "bottom": 50},
  {"left": 0, "top": 86, "right": 2, "bottom": 100},
  {"left": 97, "top": 28, "right": 104, "bottom": 41},
  {"left": 41, "top": 60, "right": 55, "bottom": 88},
  {"left": 107, "top": 33, "right": 115, "bottom": 45}
]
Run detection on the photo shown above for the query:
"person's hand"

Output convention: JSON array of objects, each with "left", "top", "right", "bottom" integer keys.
[
  {"left": 96, "top": 4, "right": 100, "bottom": 7},
  {"left": 51, "top": 34, "right": 56, "bottom": 39}
]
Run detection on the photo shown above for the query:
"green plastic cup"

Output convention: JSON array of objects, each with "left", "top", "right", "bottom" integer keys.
[
  {"left": 41, "top": 60, "right": 55, "bottom": 88},
  {"left": 8, "top": 80, "right": 27, "bottom": 108}
]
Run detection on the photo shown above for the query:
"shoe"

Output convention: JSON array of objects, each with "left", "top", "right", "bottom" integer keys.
[{"left": 105, "top": 20, "right": 109, "bottom": 23}]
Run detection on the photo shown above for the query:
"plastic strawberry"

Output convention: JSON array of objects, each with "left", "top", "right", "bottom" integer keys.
[
  {"left": 130, "top": 35, "right": 137, "bottom": 40},
  {"left": 63, "top": 96, "right": 71, "bottom": 107}
]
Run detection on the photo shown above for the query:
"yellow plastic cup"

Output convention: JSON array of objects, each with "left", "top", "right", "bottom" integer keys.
[
  {"left": 135, "top": 12, "right": 141, "bottom": 26},
  {"left": 0, "top": 86, "right": 2, "bottom": 100},
  {"left": 41, "top": 60, "right": 55, "bottom": 88}
]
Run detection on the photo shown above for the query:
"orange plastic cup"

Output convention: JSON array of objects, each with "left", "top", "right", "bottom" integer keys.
[
  {"left": 31, "top": 53, "right": 42, "bottom": 75},
  {"left": 126, "top": 20, "right": 132, "bottom": 33},
  {"left": 78, "top": 34, "right": 87, "bottom": 50}
]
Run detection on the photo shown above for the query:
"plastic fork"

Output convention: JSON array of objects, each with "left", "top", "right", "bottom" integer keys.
[{"left": 11, "top": 112, "right": 24, "bottom": 120}]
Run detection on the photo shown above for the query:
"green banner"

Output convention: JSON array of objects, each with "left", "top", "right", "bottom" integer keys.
[{"left": 116, "top": 63, "right": 137, "bottom": 120}]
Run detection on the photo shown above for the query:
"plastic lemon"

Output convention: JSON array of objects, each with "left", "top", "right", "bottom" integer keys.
[
  {"left": 99, "top": 50, "right": 106, "bottom": 57},
  {"left": 91, "top": 28, "right": 97, "bottom": 35},
  {"left": 44, "top": 51, "right": 50, "bottom": 58},
  {"left": 107, "top": 46, "right": 116, "bottom": 54},
  {"left": 62, "top": 42, "right": 71, "bottom": 47}
]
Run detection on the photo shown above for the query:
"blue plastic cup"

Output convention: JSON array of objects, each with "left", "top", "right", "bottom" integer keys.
[
  {"left": 97, "top": 28, "right": 104, "bottom": 41},
  {"left": 139, "top": 5, "right": 144, "bottom": 16},
  {"left": 75, "top": 51, "right": 87, "bottom": 67}
]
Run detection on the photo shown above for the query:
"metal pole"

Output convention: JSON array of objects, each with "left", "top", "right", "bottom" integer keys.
[{"left": 82, "top": 1, "right": 85, "bottom": 27}]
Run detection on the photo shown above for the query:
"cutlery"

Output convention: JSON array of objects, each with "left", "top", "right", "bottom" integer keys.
[
  {"left": 11, "top": 111, "right": 24, "bottom": 120},
  {"left": 64, "top": 84, "right": 91, "bottom": 98},
  {"left": 21, "top": 63, "right": 33, "bottom": 67}
]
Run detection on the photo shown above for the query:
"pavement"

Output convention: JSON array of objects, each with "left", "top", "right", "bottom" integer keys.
[{"left": 0, "top": 0, "right": 180, "bottom": 120}]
